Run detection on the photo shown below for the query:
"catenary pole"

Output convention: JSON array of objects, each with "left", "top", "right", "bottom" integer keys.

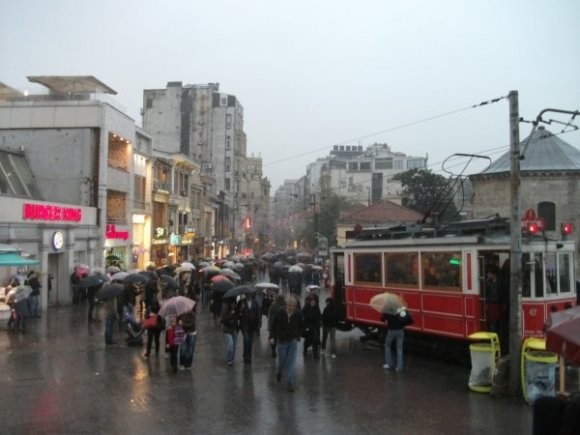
[{"left": 508, "top": 90, "right": 522, "bottom": 395}]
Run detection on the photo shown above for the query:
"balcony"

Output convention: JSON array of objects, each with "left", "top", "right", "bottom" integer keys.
[{"left": 153, "top": 180, "right": 171, "bottom": 192}]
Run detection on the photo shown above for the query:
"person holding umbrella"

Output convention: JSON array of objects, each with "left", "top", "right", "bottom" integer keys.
[
  {"left": 221, "top": 298, "right": 239, "bottom": 365},
  {"left": 382, "top": 306, "right": 413, "bottom": 372},
  {"left": 269, "top": 295, "right": 304, "bottom": 392},
  {"left": 95, "top": 283, "right": 124, "bottom": 345}
]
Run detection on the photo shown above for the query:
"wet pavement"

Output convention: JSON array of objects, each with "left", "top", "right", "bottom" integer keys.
[{"left": 0, "top": 298, "right": 532, "bottom": 434}]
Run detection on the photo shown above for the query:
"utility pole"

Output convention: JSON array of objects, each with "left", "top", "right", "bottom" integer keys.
[
  {"left": 310, "top": 193, "right": 320, "bottom": 259},
  {"left": 508, "top": 90, "right": 522, "bottom": 395}
]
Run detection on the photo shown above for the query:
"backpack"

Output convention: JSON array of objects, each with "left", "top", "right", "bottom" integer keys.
[{"left": 399, "top": 309, "right": 414, "bottom": 327}]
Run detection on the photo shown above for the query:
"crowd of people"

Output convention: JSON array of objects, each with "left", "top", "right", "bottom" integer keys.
[
  {"left": 0, "top": 270, "right": 43, "bottom": 333},
  {"left": 64, "top": 255, "right": 344, "bottom": 392},
  {"left": 2, "top": 252, "right": 411, "bottom": 392}
]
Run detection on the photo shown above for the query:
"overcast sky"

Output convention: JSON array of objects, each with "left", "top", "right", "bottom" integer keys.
[{"left": 2, "top": 0, "right": 579, "bottom": 192}]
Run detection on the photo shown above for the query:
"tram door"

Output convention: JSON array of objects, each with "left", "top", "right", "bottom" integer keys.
[
  {"left": 478, "top": 250, "right": 510, "bottom": 347},
  {"left": 330, "top": 251, "right": 346, "bottom": 320}
]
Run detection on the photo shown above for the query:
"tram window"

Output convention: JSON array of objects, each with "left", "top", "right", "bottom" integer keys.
[
  {"left": 522, "top": 254, "right": 531, "bottom": 297},
  {"left": 353, "top": 253, "right": 382, "bottom": 285},
  {"left": 385, "top": 253, "right": 418, "bottom": 286},
  {"left": 421, "top": 252, "right": 462, "bottom": 291},
  {"left": 545, "top": 253, "right": 557, "bottom": 295},
  {"left": 559, "top": 253, "right": 571, "bottom": 293}
]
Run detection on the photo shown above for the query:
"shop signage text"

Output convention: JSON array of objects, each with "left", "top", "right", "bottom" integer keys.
[
  {"left": 23, "top": 203, "right": 82, "bottom": 222},
  {"left": 106, "top": 224, "right": 129, "bottom": 240}
]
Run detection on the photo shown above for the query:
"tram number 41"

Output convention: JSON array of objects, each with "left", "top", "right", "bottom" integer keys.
[{"left": 528, "top": 308, "right": 538, "bottom": 317}]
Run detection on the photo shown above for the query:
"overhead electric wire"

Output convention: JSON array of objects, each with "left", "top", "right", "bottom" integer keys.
[{"left": 265, "top": 95, "right": 508, "bottom": 168}]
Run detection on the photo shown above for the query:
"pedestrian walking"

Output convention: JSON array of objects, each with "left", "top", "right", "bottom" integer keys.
[
  {"left": 27, "top": 271, "right": 42, "bottom": 318},
  {"left": 237, "top": 293, "right": 261, "bottom": 364},
  {"left": 321, "top": 297, "right": 339, "bottom": 358},
  {"left": 166, "top": 316, "right": 185, "bottom": 373},
  {"left": 143, "top": 301, "right": 165, "bottom": 357},
  {"left": 302, "top": 295, "right": 322, "bottom": 358},
  {"left": 101, "top": 297, "right": 119, "bottom": 345},
  {"left": 269, "top": 295, "right": 304, "bottom": 392},
  {"left": 221, "top": 298, "right": 239, "bottom": 365},
  {"left": 267, "top": 294, "right": 286, "bottom": 358},
  {"left": 178, "top": 310, "right": 197, "bottom": 370}
]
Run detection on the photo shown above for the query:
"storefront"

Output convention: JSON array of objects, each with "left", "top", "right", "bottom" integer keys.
[{"left": 0, "top": 197, "right": 98, "bottom": 309}]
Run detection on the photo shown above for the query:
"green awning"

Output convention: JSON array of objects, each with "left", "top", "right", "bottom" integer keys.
[{"left": 0, "top": 253, "right": 39, "bottom": 266}]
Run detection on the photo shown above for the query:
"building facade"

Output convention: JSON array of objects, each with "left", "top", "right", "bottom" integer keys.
[{"left": 469, "top": 126, "right": 580, "bottom": 273}]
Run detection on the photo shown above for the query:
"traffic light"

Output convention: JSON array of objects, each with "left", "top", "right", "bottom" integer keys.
[{"left": 561, "top": 222, "right": 573, "bottom": 236}]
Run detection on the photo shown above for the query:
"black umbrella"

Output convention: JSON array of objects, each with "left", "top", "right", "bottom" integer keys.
[
  {"left": 78, "top": 275, "right": 107, "bottom": 288},
  {"left": 223, "top": 285, "right": 257, "bottom": 300},
  {"left": 159, "top": 275, "right": 178, "bottom": 290},
  {"left": 95, "top": 283, "right": 124, "bottom": 301},
  {"left": 211, "top": 279, "right": 235, "bottom": 293},
  {"left": 124, "top": 273, "right": 149, "bottom": 285},
  {"left": 139, "top": 270, "right": 157, "bottom": 282}
]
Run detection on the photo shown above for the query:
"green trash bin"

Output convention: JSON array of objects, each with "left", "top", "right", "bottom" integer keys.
[{"left": 468, "top": 332, "right": 500, "bottom": 393}]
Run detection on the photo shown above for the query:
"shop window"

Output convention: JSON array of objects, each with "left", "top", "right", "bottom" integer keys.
[
  {"left": 0, "top": 151, "right": 41, "bottom": 198},
  {"left": 108, "top": 132, "right": 130, "bottom": 171},
  {"left": 134, "top": 175, "right": 146, "bottom": 210},
  {"left": 106, "top": 190, "right": 127, "bottom": 224}
]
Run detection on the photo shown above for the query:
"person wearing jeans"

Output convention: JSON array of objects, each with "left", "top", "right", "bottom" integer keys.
[
  {"left": 221, "top": 299, "right": 239, "bottom": 365},
  {"left": 382, "top": 309, "right": 413, "bottom": 372},
  {"left": 269, "top": 295, "right": 304, "bottom": 392},
  {"left": 103, "top": 298, "right": 119, "bottom": 345}
]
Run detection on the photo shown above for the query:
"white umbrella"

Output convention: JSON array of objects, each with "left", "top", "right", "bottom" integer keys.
[
  {"left": 254, "top": 282, "right": 279, "bottom": 290},
  {"left": 180, "top": 262, "right": 196, "bottom": 270},
  {"left": 289, "top": 265, "right": 303, "bottom": 273},
  {"left": 106, "top": 265, "right": 121, "bottom": 274}
]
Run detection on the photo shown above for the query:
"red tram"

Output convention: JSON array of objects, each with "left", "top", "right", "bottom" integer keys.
[{"left": 329, "top": 217, "right": 576, "bottom": 347}]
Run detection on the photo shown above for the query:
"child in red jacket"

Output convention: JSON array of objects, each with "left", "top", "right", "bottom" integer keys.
[{"left": 166, "top": 316, "right": 186, "bottom": 373}]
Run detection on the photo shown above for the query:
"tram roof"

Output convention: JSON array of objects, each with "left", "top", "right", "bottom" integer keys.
[{"left": 347, "top": 216, "right": 511, "bottom": 243}]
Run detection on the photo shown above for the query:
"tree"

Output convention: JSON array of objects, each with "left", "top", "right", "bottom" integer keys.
[
  {"left": 393, "top": 168, "right": 459, "bottom": 223},
  {"left": 299, "top": 193, "right": 359, "bottom": 249}
]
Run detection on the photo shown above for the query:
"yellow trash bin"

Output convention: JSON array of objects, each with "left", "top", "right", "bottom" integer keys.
[
  {"left": 468, "top": 332, "right": 500, "bottom": 393},
  {"left": 521, "top": 337, "right": 558, "bottom": 405}
]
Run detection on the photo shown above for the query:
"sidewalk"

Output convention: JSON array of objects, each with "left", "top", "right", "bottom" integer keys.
[{"left": 0, "top": 302, "right": 532, "bottom": 434}]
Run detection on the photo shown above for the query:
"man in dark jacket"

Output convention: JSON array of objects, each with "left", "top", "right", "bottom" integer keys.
[
  {"left": 269, "top": 295, "right": 303, "bottom": 392},
  {"left": 237, "top": 293, "right": 261, "bottom": 364},
  {"left": 302, "top": 295, "right": 322, "bottom": 358},
  {"left": 322, "top": 297, "right": 339, "bottom": 358},
  {"left": 382, "top": 308, "right": 413, "bottom": 372}
]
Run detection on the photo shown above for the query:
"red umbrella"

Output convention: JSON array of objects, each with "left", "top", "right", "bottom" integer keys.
[
  {"left": 211, "top": 274, "right": 229, "bottom": 283},
  {"left": 546, "top": 305, "right": 580, "bottom": 365}
]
